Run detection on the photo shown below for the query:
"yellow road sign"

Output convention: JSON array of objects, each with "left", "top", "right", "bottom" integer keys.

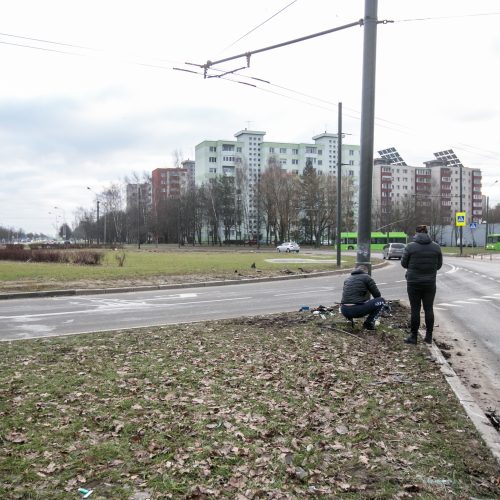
[{"left": 455, "top": 212, "right": 466, "bottom": 227}]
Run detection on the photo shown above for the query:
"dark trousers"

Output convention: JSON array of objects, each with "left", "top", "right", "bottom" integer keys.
[
  {"left": 407, "top": 283, "right": 436, "bottom": 334},
  {"left": 341, "top": 298, "right": 386, "bottom": 325}
]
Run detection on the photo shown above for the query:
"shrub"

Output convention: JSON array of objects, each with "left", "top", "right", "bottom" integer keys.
[
  {"left": 71, "top": 251, "right": 104, "bottom": 265},
  {"left": 115, "top": 251, "right": 126, "bottom": 267},
  {"left": 31, "top": 250, "right": 70, "bottom": 263},
  {"left": 0, "top": 247, "right": 31, "bottom": 261},
  {"left": 0, "top": 248, "right": 104, "bottom": 265}
]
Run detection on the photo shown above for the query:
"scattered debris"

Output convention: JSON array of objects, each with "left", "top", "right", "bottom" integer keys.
[
  {"left": 485, "top": 409, "right": 500, "bottom": 431},
  {"left": 78, "top": 488, "right": 93, "bottom": 498}
]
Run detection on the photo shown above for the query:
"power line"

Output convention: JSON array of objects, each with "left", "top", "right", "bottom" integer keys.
[
  {"left": 394, "top": 12, "right": 500, "bottom": 23},
  {"left": 2, "top": 27, "right": 500, "bottom": 164},
  {"left": 219, "top": 0, "right": 299, "bottom": 53}
]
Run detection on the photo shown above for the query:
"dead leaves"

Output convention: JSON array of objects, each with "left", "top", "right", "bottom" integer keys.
[{"left": 1, "top": 309, "right": 499, "bottom": 498}]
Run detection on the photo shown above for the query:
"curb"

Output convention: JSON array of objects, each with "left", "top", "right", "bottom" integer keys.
[
  {"left": 0, "top": 263, "right": 387, "bottom": 301},
  {"left": 422, "top": 308, "right": 500, "bottom": 465}
]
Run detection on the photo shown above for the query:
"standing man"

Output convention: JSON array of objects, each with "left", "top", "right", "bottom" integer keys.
[
  {"left": 340, "top": 264, "right": 386, "bottom": 330},
  {"left": 401, "top": 225, "right": 443, "bottom": 344}
]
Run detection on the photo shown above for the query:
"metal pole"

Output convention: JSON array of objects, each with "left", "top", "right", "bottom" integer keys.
[
  {"left": 485, "top": 196, "right": 489, "bottom": 249},
  {"left": 137, "top": 185, "right": 141, "bottom": 249},
  {"left": 336, "top": 102, "right": 342, "bottom": 267},
  {"left": 96, "top": 200, "right": 100, "bottom": 246},
  {"left": 459, "top": 163, "right": 463, "bottom": 256},
  {"left": 356, "top": 0, "right": 378, "bottom": 274}
]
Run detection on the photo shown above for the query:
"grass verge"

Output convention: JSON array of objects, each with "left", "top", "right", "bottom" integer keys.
[
  {"left": 0, "top": 249, "right": 355, "bottom": 293},
  {"left": 0, "top": 304, "right": 498, "bottom": 498}
]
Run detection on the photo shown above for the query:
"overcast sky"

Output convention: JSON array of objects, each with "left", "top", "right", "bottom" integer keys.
[{"left": 1, "top": 0, "right": 500, "bottom": 236}]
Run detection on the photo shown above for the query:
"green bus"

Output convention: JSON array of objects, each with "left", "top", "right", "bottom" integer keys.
[
  {"left": 339, "top": 231, "right": 408, "bottom": 250},
  {"left": 486, "top": 234, "right": 500, "bottom": 251}
]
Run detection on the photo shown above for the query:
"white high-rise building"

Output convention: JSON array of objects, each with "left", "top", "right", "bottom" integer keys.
[{"left": 195, "top": 129, "right": 360, "bottom": 237}]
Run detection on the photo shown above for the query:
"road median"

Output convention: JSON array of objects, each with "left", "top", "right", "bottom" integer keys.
[{"left": 1, "top": 304, "right": 498, "bottom": 498}]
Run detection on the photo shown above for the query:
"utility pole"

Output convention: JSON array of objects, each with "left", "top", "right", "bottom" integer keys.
[
  {"left": 459, "top": 163, "right": 463, "bottom": 256},
  {"left": 137, "top": 185, "right": 141, "bottom": 249},
  {"left": 485, "top": 196, "right": 489, "bottom": 249},
  {"left": 96, "top": 200, "right": 100, "bottom": 246},
  {"left": 356, "top": 0, "right": 378, "bottom": 274},
  {"left": 336, "top": 102, "right": 342, "bottom": 268}
]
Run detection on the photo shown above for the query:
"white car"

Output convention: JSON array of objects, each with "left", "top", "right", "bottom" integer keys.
[{"left": 276, "top": 242, "right": 300, "bottom": 253}]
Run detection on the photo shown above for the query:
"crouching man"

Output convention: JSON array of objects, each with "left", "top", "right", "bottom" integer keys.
[{"left": 340, "top": 264, "right": 386, "bottom": 330}]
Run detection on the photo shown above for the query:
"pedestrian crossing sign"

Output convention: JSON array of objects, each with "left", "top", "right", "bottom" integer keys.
[{"left": 455, "top": 212, "right": 466, "bottom": 226}]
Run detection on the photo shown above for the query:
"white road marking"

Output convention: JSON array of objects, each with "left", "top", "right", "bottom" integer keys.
[
  {"left": 436, "top": 303, "right": 460, "bottom": 307},
  {"left": 273, "top": 288, "right": 334, "bottom": 297},
  {"left": 0, "top": 296, "right": 252, "bottom": 320},
  {"left": 454, "top": 300, "right": 476, "bottom": 304},
  {"left": 467, "top": 298, "right": 491, "bottom": 302}
]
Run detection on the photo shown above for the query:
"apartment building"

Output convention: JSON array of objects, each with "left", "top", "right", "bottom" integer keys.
[
  {"left": 373, "top": 148, "right": 482, "bottom": 224},
  {"left": 195, "top": 129, "right": 361, "bottom": 236},
  {"left": 126, "top": 182, "right": 152, "bottom": 211},
  {"left": 151, "top": 167, "right": 188, "bottom": 206}
]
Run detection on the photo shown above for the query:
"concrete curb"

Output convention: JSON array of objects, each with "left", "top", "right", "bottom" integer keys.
[
  {"left": 421, "top": 308, "right": 500, "bottom": 465},
  {"left": 0, "top": 263, "right": 387, "bottom": 301}
]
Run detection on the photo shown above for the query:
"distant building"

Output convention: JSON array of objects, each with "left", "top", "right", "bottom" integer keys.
[
  {"left": 151, "top": 167, "right": 188, "bottom": 206},
  {"left": 195, "top": 129, "right": 360, "bottom": 236},
  {"left": 181, "top": 159, "right": 195, "bottom": 186},
  {"left": 373, "top": 148, "right": 482, "bottom": 225},
  {"left": 126, "top": 182, "right": 152, "bottom": 211}
]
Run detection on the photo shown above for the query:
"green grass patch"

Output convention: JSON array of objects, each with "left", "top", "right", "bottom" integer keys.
[
  {"left": 0, "top": 305, "right": 498, "bottom": 498},
  {"left": 0, "top": 247, "right": 355, "bottom": 293}
]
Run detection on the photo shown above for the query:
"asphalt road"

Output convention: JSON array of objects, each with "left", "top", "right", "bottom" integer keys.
[{"left": 1, "top": 256, "right": 499, "bottom": 343}]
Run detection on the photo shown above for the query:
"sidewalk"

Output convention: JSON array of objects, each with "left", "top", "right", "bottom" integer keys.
[{"left": 1, "top": 304, "right": 499, "bottom": 498}]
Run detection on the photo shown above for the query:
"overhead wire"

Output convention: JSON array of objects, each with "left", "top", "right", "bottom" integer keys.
[
  {"left": 2, "top": 16, "right": 500, "bottom": 164},
  {"left": 219, "top": 0, "right": 299, "bottom": 53}
]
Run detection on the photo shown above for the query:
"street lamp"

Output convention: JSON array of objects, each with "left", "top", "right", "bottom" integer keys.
[
  {"left": 484, "top": 180, "right": 498, "bottom": 247},
  {"left": 86, "top": 187, "right": 100, "bottom": 245},
  {"left": 53, "top": 206, "right": 67, "bottom": 240}
]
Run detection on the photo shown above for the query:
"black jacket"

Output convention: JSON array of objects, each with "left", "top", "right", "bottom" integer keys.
[
  {"left": 341, "top": 269, "right": 381, "bottom": 304},
  {"left": 401, "top": 233, "right": 443, "bottom": 284}
]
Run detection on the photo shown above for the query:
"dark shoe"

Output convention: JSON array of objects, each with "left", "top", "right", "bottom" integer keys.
[
  {"left": 363, "top": 322, "right": 376, "bottom": 331},
  {"left": 405, "top": 333, "right": 418, "bottom": 344},
  {"left": 424, "top": 333, "right": 432, "bottom": 344}
]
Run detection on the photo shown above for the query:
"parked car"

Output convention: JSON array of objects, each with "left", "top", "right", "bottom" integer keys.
[
  {"left": 276, "top": 241, "right": 300, "bottom": 253},
  {"left": 382, "top": 242, "right": 406, "bottom": 260}
]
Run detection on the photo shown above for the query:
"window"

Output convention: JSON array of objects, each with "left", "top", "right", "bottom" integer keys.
[
  {"left": 292, "top": 148, "right": 298, "bottom": 155},
  {"left": 209, "top": 167, "right": 217, "bottom": 173},
  {"left": 236, "top": 147, "right": 242, "bottom": 153},
  {"left": 209, "top": 157, "right": 217, "bottom": 163},
  {"left": 209, "top": 146, "right": 216, "bottom": 152},
  {"left": 280, "top": 159, "right": 287, "bottom": 165},
  {"left": 269, "top": 147, "right": 275, "bottom": 153},
  {"left": 292, "top": 159, "right": 299, "bottom": 165},
  {"left": 279, "top": 147, "right": 287, "bottom": 154},
  {"left": 318, "top": 160, "right": 323, "bottom": 165},
  {"left": 318, "top": 149, "right": 323, "bottom": 155},
  {"left": 349, "top": 149, "right": 354, "bottom": 156},
  {"left": 306, "top": 147, "right": 317, "bottom": 154},
  {"left": 222, "top": 144, "right": 234, "bottom": 152}
]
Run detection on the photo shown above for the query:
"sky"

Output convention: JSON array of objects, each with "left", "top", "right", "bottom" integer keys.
[{"left": 1, "top": 0, "right": 500, "bottom": 236}]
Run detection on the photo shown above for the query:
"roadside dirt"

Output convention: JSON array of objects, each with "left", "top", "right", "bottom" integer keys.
[{"left": 434, "top": 317, "right": 500, "bottom": 426}]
